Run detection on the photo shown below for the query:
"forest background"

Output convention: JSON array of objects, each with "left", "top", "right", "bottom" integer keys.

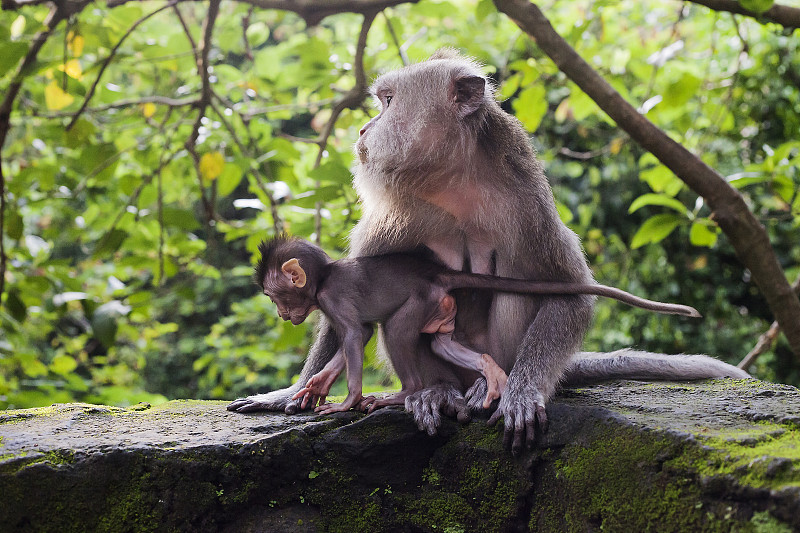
[{"left": 1, "top": 0, "right": 798, "bottom": 409}]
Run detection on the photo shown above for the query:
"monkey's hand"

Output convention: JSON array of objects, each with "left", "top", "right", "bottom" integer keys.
[
  {"left": 405, "top": 384, "right": 470, "bottom": 436},
  {"left": 487, "top": 381, "right": 547, "bottom": 455},
  {"left": 227, "top": 386, "right": 304, "bottom": 414},
  {"left": 292, "top": 368, "right": 339, "bottom": 410}
]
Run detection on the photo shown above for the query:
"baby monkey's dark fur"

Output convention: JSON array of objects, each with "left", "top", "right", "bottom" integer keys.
[{"left": 254, "top": 235, "right": 700, "bottom": 414}]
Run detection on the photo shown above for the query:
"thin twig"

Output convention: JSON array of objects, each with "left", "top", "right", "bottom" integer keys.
[
  {"left": 310, "top": 10, "right": 377, "bottom": 243},
  {"left": 67, "top": 0, "right": 181, "bottom": 131},
  {"left": 739, "top": 274, "right": 800, "bottom": 371},
  {"left": 0, "top": 5, "right": 66, "bottom": 305},
  {"left": 382, "top": 11, "right": 409, "bottom": 66},
  {"left": 209, "top": 96, "right": 284, "bottom": 233}
]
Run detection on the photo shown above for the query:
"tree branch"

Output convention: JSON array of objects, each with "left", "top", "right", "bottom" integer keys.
[
  {"left": 687, "top": 0, "right": 800, "bottom": 30},
  {"left": 494, "top": 0, "right": 800, "bottom": 358}
]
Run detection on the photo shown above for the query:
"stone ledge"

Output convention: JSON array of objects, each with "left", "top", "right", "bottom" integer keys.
[{"left": 1, "top": 379, "right": 798, "bottom": 532}]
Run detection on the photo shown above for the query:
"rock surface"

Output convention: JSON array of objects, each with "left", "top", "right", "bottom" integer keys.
[{"left": 1, "top": 379, "right": 799, "bottom": 532}]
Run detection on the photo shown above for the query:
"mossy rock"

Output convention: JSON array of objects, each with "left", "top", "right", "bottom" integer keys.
[{"left": 1, "top": 380, "right": 799, "bottom": 532}]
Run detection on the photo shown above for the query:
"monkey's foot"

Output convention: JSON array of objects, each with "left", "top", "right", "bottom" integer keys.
[
  {"left": 487, "top": 387, "right": 548, "bottom": 455},
  {"left": 314, "top": 393, "right": 363, "bottom": 415},
  {"left": 465, "top": 378, "right": 490, "bottom": 413},
  {"left": 360, "top": 392, "right": 408, "bottom": 414},
  {"left": 227, "top": 388, "right": 304, "bottom": 414},
  {"left": 405, "top": 384, "right": 470, "bottom": 436}
]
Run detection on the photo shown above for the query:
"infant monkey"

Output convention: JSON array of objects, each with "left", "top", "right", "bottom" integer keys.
[{"left": 254, "top": 236, "right": 700, "bottom": 414}]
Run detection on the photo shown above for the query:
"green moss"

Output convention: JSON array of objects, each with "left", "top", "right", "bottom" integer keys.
[
  {"left": 750, "top": 511, "right": 793, "bottom": 533},
  {"left": 688, "top": 421, "right": 800, "bottom": 489},
  {"left": 533, "top": 427, "right": 713, "bottom": 532}
]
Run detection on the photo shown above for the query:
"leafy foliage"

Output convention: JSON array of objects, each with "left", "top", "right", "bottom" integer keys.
[{"left": 1, "top": 0, "right": 798, "bottom": 408}]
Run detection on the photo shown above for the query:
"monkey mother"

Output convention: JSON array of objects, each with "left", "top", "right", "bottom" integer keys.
[{"left": 228, "top": 50, "right": 747, "bottom": 452}]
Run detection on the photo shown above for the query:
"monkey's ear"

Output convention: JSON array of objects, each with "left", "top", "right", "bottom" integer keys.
[
  {"left": 453, "top": 75, "right": 485, "bottom": 117},
  {"left": 281, "top": 258, "right": 307, "bottom": 288}
]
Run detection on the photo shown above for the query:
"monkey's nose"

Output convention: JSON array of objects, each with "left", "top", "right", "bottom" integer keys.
[{"left": 358, "top": 127, "right": 366, "bottom": 136}]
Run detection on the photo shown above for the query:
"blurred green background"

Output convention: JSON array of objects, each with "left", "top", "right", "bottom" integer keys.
[{"left": 1, "top": 0, "right": 798, "bottom": 409}]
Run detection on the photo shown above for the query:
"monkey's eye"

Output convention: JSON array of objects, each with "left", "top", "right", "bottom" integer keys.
[{"left": 385, "top": 95, "right": 393, "bottom": 107}]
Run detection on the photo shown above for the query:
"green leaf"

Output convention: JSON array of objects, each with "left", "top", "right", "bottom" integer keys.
[
  {"left": 0, "top": 42, "right": 27, "bottom": 78},
  {"left": 308, "top": 161, "right": 352, "bottom": 184},
  {"left": 631, "top": 214, "right": 682, "bottom": 249},
  {"left": 739, "top": 0, "right": 774, "bottom": 13},
  {"left": 689, "top": 220, "right": 719, "bottom": 248},
  {"left": 246, "top": 22, "right": 270, "bottom": 47},
  {"left": 628, "top": 194, "right": 687, "bottom": 215},
  {"left": 475, "top": 0, "right": 496, "bottom": 20},
  {"left": 6, "top": 289, "right": 26, "bottom": 321},
  {"left": 555, "top": 201, "right": 574, "bottom": 224},
  {"left": 217, "top": 163, "right": 244, "bottom": 197},
  {"left": 93, "top": 229, "right": 128, "bottom": 258},
  {"left": 662, "top": 71, "right": 702, "bottom": 108},
  {"left": 639, "top": 164, "right": 683, "bottom": 196},
  {"left": 6, "top": 211, "right": 23, "bottom": 240},
  {"left": 162, "top": 208, "right": 200, "bottom": 231},
  {"left": 51, "top": 355, "right": 78, "bottom": 375},
  {"left": 513, "top": 85, "right": 547, "bottom": 132}
]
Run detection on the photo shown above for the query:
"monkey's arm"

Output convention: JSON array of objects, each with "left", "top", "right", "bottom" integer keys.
[
  {"left": 292, "top": 349, "right": 345, "bottom": 409},
  {"left": 488, "top": 293, "right": 594, "bottom": 453},
  {"left": 431, "top": 334, "right": 507, "bottom": 409}
]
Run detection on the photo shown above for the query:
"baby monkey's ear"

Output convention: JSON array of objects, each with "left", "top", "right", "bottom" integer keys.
[{"left": 281, "top": 258, "right": 307, "bottom": 288}]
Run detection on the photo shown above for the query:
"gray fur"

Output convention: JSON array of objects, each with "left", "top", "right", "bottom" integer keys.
[{"left": 563, "top": 350, "right": 749, "bottom": 386}]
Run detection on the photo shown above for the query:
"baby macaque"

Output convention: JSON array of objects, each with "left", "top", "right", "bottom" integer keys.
[{"left": 254, "top": 235, "right": 700, "bottom": 415}]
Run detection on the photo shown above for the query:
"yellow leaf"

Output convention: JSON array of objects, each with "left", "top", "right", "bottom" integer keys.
[
  {"left": 199, "top": 152, "right": 225, "bottom": 183},
  {"left": 142, "top": 103, "right": 157, "bottom": 118},
  {"left": 610, "top": 137, "right": 624, "bottom": 155},
  {"left": 58, "top": 59, "right": 83, "bottom": 80},
  {"left": 68, "top": 33, "right": 85, "bottom": 57},
  {"left": 45, "top": 82, "right": 74, "bottom": 111}
]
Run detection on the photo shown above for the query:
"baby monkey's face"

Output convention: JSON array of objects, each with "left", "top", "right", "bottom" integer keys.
[{"left": 263, "top": 279, "right": 318, "bottom": 325}]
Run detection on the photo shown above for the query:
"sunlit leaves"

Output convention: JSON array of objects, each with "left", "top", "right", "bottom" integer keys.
[
  {"left": 628, "top": 194, "right": 687, "bottom": 215},
  {"left": 513, "top": 85, "right": 547, "bottom": 132},
  {"left": 689, "top": 220, "right": 719, "bottom": 248}
]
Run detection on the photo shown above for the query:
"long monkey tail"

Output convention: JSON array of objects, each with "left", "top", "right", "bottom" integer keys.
[
  {"left": 439, "top": 272, "right": 701, "bottom": 317},
  {"left": 561, "top": 349, "right": 750, "bottom": 386}
]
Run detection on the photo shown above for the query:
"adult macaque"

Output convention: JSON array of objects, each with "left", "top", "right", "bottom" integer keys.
[
  {"left": 248, "top": 235, "right": 700, "bottom": 414},
  {"left": 229, "top": 50, "right": 748, "bottom": 452}
]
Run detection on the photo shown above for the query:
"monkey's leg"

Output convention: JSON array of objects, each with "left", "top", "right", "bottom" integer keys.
[
  {"left": 362, "top": 298, "right": 430, "bottom": 413},
  {"left": 314, "top": 326, "right": 366, "bottom": 415},
  {"left": 487, "top": 294, "right": 593, "bottom": 454},
  {"left": 431, "top": 334, "right": 506, "bottom": 409},
  {"left": 228, "top": 317, "right": 339, "bottom": 413}
]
